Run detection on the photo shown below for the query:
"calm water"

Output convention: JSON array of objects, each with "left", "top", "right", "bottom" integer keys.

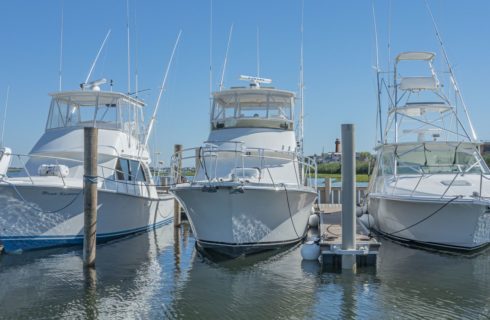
[{"left": 0, "top": 223, "right": 489, "bottom": 319}]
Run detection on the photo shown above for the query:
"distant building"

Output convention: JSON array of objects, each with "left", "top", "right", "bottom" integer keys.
[
  {"left": 481, "top": 141, "right": 490, "bottom": 155},
  {"left": 309, "top": 138, "right": 372, "bottom": 164}
]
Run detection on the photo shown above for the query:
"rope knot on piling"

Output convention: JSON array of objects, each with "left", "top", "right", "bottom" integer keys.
[{"left": 83, "top": 175, "right": 98, "bottom": 184}]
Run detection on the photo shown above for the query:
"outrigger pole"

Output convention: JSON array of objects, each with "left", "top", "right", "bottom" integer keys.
[
  {"left": 84, "top": 29, "right": 111, "bottom": 86},
  {"left": 425, "top": 0, "right": 477, "bottom": 142},
  {"left": 219, "top": 24, "right": 234, "bottom": 91},
  {"left": 144, "top": 30, "right": 182, "bottom": 147}
]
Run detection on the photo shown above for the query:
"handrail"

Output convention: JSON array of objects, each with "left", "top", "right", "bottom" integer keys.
[
  {"left": 3, "top": 152, "right": 162, "bottom": 199},
  {"left": 171, "top": 143, "right": 317, "bottom": 190}
]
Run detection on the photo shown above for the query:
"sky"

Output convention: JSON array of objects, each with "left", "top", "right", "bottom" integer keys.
[{"left": 1, "top": 0, "right": 490, "bottom": 165}]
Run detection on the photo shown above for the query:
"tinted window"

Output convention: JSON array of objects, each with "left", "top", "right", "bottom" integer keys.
[{"left": 130, "top": 160, "right": 146, "bottom": 182}]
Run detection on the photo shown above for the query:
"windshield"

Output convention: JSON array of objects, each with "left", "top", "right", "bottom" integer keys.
[
  {"left": 378, "top": 143, "right": 489, "bottom": 175},
  {"left": 46, "top": 94, "right": 145, "bottom": 141},
  {"left": 211, "top": 90, "right": 293, "bottom": 130}
]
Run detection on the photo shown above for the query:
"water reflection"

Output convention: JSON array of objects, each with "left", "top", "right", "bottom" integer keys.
[
  {"left": 170, "top": 244, "right": 320, "bottom": 320},
  {"left": 0, "top": 223, "right": 488, "bottom": 319},
  {"left": 0, "top": 225, "right": 175, "bottom": 319}
]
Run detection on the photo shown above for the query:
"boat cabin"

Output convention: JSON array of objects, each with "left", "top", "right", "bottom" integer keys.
[
  {"left": 46, "top": 91, "right": 146, "bottom": 142},
  {"left": 211, "top": 88, "right": 294, "bottom": 131}
]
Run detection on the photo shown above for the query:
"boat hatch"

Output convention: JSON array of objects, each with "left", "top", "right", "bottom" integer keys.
[
  {"left": 211, "top": 89, "right": 294, "bottom": 130},
  {"left": 440, "top": 180, "right": 471, "bottom": 186}
]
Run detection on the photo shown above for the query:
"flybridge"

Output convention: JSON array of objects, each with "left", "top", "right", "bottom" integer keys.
[
  {"left": 46, "top": 90, "right": 146, "bottom": 142},
  {"left": 211, "top": 81, "right": 295, "bottom": 131}
]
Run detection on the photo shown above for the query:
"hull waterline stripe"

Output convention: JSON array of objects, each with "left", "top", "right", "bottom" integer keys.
[{"left": 0, "top": 217, "right": 172, "bottom": 242}]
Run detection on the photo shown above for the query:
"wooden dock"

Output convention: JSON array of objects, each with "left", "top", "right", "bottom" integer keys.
[{"left": 317, "top": 204, "right": 380, "bottom": 269}]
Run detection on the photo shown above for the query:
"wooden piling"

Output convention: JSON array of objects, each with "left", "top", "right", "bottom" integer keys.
[
  {"left": 83, "top": 127, "right": 98, "bottom": 268},
  {"left": 324, "top": 178, "right": 332, "bottom": 204},
  {"left": 174, "top": 144, "right": 183, "bottom": 227}
]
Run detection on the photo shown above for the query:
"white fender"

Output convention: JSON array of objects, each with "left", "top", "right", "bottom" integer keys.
[{"left": 0, "top": 147, "right": 12, "bottom": 177}]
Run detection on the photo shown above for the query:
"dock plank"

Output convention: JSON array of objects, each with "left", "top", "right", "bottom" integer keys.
[{"left": 319, "top": 211, "right": 371, "bottom": 245}]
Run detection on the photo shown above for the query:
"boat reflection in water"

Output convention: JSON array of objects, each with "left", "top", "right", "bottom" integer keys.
[
  {"left": 0, "top": 223, "right": 488, "bottom": 319},
  {"left": 0, "top": 224, "right": 176, "bottom": 319}
]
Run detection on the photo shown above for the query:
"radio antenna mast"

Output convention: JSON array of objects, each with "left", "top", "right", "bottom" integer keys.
[
  {"left": 1, "top": 86, "right": 10, "bottom": 147},
  {"left": 256, "top": 26, "right": 260, "bottom": 78},
  {"left": 58, "top": 1, "right": 64, "bottom": 91},
  {"left": 219, "top": 24, "right": 234, "bottom": 91},
  {"left": 299, "top": 0, "right": 305, "bottom": 157},
  {"left": 372, "top": 1, "right": 383, "bottom": 143},
  {"left": 209, "top": 0, "right": 213, "bottom": 104},
  {"left": 126, "top": 0, "right": 131, "bottom": 94},
  {"left": 144, "top": 30, "right": 182, "bottom": 146}
]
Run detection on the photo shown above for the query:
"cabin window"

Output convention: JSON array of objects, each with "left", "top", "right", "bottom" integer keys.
[
  {"left": 130, "top": 160, "right": 147, "bottom": 182},
  {"left": 115, "top": 158, "right": 147, "bottom": 182},
  {"left": 115, "top": 159, "right": 131, "bottom": 181},
  {"left": 211, "top": 91, "right": 294, "bottom": 130},
  {"left": 45, "top": 95, "right": 145, "bottom": 144}
]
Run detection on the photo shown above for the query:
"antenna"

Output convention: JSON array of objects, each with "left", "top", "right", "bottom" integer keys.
[
  {"left": 256, "top": 26, "right": 260, "bottom": 78},
  {"left": 134, "top": 2, "right": 139, "bottom": 98},
  {"left": 1, "top": 86, "right": 10, "bottom": 147},
  {"left": 209, "top": 0, "right": 213, "bottom": 99},
  {"left": 219, "top": 24, "right": 234, "bottom": 91},
  {"left": 239, "top": 75, "right": 271, "bottom": 88},
  {"left": 372, "top": 1, "right": 383, "bottom": 143},
  {"left": 387, "top": 0, "right": 392, "bottom": 100},
  {"left": 299, "top": 0, "right": 304, "bottom": 157},
  {"left": 84, "top": 29, "right": 111, "bottom": 86},
  {"left": 144, "top": 30, "right": 182, "bottom": 146},
  {"left": 425, "top": 0, "right": 477, "bottom": 142},
  {"left": 58, "top": 1, "right": 64, "bottom": 91},
  {"left": 126, "top": 0, "right": 131, "bottom": 94},
  {"left": 81, "top": 78, "right": 107, "bottom": 91}
]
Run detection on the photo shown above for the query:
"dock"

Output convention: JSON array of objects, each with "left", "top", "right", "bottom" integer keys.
[{"left": 317, "top": 204, "right": 380, "bottom": 269}]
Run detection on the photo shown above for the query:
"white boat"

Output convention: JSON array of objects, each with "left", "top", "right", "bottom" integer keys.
[
  {"left": 0, "top": 82, "right": 174, "bottom": 253},
  {"left": 364, "top": 51, "right": 490, "bottom": 252},
  {"left": 171, "top": 76, "right": 317, "bottom": 257}
]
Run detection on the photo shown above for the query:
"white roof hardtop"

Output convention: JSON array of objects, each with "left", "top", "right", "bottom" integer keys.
[
  {"left": 213, "top": 87, "right": 295, "bottom": 106},
  {"left": 390, "top": 102, "right": 453, "bottom": 116},
  {"left": 396, "top": 51, "right": 435, "bottom": 62},
  {"left": 49, "top": 91, "right": 145, "bottom": 107}
]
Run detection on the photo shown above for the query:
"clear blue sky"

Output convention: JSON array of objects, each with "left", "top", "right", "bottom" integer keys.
[{"left": 1, "top": 1, "right": 490, "bottom": 164}]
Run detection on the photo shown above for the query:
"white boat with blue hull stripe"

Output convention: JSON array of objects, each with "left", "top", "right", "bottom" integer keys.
[{"left": 0, "top": 86, "right": 174, "bottom": 253}]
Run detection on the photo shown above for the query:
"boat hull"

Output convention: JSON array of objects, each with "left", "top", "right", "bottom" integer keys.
[
  {"left": 367, "top": 195, "right": 490, "bottom": 251},
  {"left": 173, "top": 185, "right": 317, "bottom": 257},
  {"left": 0, "top": 184, "right": 174, "bottom": 252}
]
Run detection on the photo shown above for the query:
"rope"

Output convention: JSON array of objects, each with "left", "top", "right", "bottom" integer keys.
[
  {"left": 384, "top": 195, "right": 461, "bottom": 236},
  {"left": 83, "top": 175, "right": 98, "bottom": 184},
  {"left": 198, "top": 146, "right": 211, "bottom": 182},
  {"left": 282, "top": 183, "right": 300, "bottom": 239}
]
